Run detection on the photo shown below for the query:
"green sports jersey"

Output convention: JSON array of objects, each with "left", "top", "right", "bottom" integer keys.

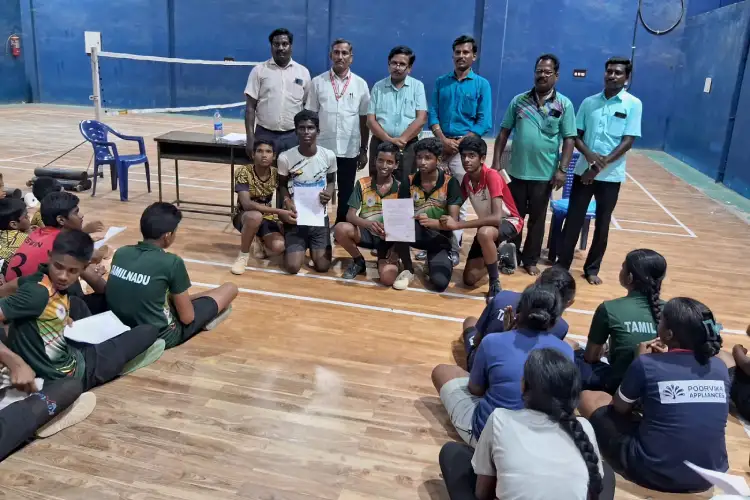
[
  {"left": 106, "top": 241, "right": 191, "bottom": 349},
  {"left": 347, "top": 176, "right": 400, "bottom": 222},
  {"left": 405, "top": 169, "right": 463, "bottom": 219}
]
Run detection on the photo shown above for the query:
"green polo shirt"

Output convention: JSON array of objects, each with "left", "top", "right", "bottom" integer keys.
[
  {"left": 403, "top": 169, "right": 463, "bottom": 219},
  {"left": 588, "top": 291, "right": 661, "bottom": 387},
  {"left": 2, "top": 266, "right": 85, "bottom": 380},
  {"left": 348, "top": 176, "right": 401, "bottom": 222},
  {"left": 106, "top": 241, "right": 191, "bottom": 349},
  {"left": 500, "top": 89, "right": 577, "bottom": 181}
]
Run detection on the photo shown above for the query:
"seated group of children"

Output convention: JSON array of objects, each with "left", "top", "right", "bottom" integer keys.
[
  {"left": 0, "top": 187, "right": 239, "bottom": 461},
  {"left": 230, "top": 110, "right": 521, "bottom": 299},
  {"left": 433, "top": 249, "right": 750, "bottom": 499}
]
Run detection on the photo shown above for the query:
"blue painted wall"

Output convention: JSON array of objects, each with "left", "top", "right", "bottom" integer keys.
[
  {"left": 688, "top": 0, "right": 743, "bottom": 17},
  {"left": 664, "top": 2, "right": 750, "bottom": 180},
  {"left": 724, "top": 46, "right": 750, "bottom": 198},
  {"left": 19, "top": 0, "right": 688, "bottom": 145},
  {"left": 0, "top": 0, "right": 28, "bottom": 103}
]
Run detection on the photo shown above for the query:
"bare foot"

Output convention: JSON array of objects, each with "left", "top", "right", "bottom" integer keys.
[
  {"left": 524, "top": 265, "right": 541, "bottom": 276},
  {"left": 585, "top": 274, "right": 603, "bottom": 285}
]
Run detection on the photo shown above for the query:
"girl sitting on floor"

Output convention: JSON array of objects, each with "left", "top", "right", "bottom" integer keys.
[
  {"left": 574, "top": 249, "right": 666, "bottom": 393},
  {"left": 439, "top": 348, "right": 614, "bottom": 500},
  {"left": 578, "top": 297, "right": 729, "bottom": 494}
]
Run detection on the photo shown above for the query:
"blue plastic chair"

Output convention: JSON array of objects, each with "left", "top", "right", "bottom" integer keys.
[
  {"left": 546, "top": 152, "right": 596, "bottom": 260},
  {"left": 79, "top": 120, "right": 150, "bottom": 201}
]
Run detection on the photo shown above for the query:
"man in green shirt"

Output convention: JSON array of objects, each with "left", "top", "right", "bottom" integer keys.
[
  {"left": 492, "top": 54, "right": 577, "bottom": 276},
  {"left": 1, "top": 230, "right": 160, "bottom": 390},
  {"left": 106, "top": 202, "right": 238, "bottom": 349}
]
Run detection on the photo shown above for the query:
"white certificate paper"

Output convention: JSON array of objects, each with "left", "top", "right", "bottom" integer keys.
[
  {"left": 684, "top": 461, "right": 750, "bottom": 496},
  {"left": 382, "top": 199, "right": 415, "bottom": 242},
  {"left": 64, "top": 311, "right": 130, "bottom": 344},
  {"left": 94, "top": 226, "right": 127, "bottom": 249},
  {"left": 294, "top": 182, "right": 326, "bottom": 227}
]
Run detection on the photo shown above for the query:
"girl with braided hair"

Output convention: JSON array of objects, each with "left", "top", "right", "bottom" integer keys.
[
  {"left": 439, "top": 348, "right": 614, "bottom": 500},
  {"left": 579, "top": 298, "right": 729, "bottom": 493},
  {"left": 574, "top": 249, "right": 666, "bottom": 393}
]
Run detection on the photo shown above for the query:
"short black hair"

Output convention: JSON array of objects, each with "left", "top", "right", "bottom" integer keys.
[
  {"left": 40, "top": 191, "right": 79, "bottom": 228},
  {"left": 331, "top": 38, "right": 353, "bottom": 53},
  {"left": 538, "top": 267, "right": 576, "bottom": 307},
  {"left": 606, "top": 57, "right": 633, "bottom": 76},
  {"left": 458, "top": 135, "right": 487, "bottom": 156},
  {"left": 376, "top": 141, "right": 402, "bottom": 165},
  {"left": 269, "top": 28, "right": 293, "bottom": 45},
  {"left": 388, "top": 45, "right": 416, "bottom": 66},
  {"left": 253, "top": 138, "right": 276, "bottom": 153},
  {"left": 452, "top": 35, "right": 477, "bottom": 54},
  {"left": 51, "top": 229, "right": 93, "bottom": 263},
  {"left": 32, "top": 176, "right": 63, "bottom": 202},
  {"left": 140, "top": 202, "right": 182, "bottom": 240},
  {"left": 414, "top": 137, "right": 443, "bottom": 159},
  {"left": 0, "top": 197, "right": 27, "bottom": 230},
  {"left": 294, "top": 109, "right": 320, "bottom": 130},
  {"left": 536, "top": 53, "right": 560, "bottom": 73}
]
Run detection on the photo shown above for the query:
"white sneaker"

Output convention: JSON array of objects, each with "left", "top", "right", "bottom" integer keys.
[
  {"left": 231, "top": 253, "right": 249, "bottom": 275},
  {"left": 36, "top": 391, "right": 96, "bottom": 438},
  {"left": 393, "top": 270, "right": 414, "bottom": 290}
]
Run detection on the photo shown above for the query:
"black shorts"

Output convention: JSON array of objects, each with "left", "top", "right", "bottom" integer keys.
[
  {"left": 284, "top": 218, "right": 331, "bottom": 253},
  {"left": 467, "top": 219, "right": 519, "bottom": 260},
  {"left": 358, "top": 228, "right": 392, "bottom": 260},
  {"left": 588, "top": 405, "right": 638, "bottom": 475},
  {"left": 730, "top": 367, "right": 750, "bottom": 420},
  {"left": 232, "top": 212, "right": 282, "bottom": 237},
  {"left": 180, "top": 296, "right": 220, "bottom": 343}
]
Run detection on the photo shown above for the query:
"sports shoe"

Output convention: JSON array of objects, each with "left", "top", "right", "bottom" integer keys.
[
  {"left": 393, "top": 270, "right": 414, "bottom": 290},
  {"left": 120, "top": 339, "right": 166, "bottom": 375},
  {"left": 36, "top": 391, "right": 96, "bottom": 438},
  {"left": 487, "top": 279, "right": 502, "bottom": 302},
  {"left": 205, "top": 305, "right": 233, "bottom": 331},
  {"left": 342, "top": 258, "right": 367, "bottom": 279},
  {"left": 498, "top": 242, "right": 517, "bottom": 275},
  {"left": 231, "top": 252, "right": 250, "bottom": 275},
  {"left": 449, "top": 250, "right": 460, "bottom": 267},
  {"left": 415, "top": 250, "right": 427, "bottom": 261}
]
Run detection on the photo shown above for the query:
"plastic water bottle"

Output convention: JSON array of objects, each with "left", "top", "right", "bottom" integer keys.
[{"left": 213, "top": 110, "right": 223, "bottom": 142}]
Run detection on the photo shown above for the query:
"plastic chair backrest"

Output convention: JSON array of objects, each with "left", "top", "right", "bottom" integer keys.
[
  {"left": 79, "top": 120, "right": 115, "bottom": 161},
  {"left": 562, "top": 152, "right": 581, "bottom": 200}
]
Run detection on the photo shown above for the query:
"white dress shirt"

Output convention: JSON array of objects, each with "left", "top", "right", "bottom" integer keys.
[
  {"left": 245, "top": 59, "right": 311, "bottom": 132},
  {"left": 306, "top": 69, "right": 370, "bottom": 158}
]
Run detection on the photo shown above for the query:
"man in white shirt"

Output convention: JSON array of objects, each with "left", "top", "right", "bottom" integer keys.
[
  {"left": 244, "top": 28, "right": 311, "bottom": 156},
  {"left": 306, "top": 39, "right": 370, "bottom": 226}
]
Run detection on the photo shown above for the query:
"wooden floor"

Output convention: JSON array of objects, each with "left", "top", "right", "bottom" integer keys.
[{"left": 0, "top": 104, "right": 748, "bottom": 499}]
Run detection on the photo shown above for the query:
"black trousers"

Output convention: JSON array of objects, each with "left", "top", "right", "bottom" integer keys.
[
  {"left": 254, "top": 125, "right": 297, "bottom": 154},
  {"left": 411, "top": 224, "right": 454, "bottom": 292},
  {"left": 508, "top": 176, "right": 552, "bottom": 267},
  {"left": 0, "top": 378, "right": 83, "bottom": 462},
  {"left": 438, "top": 441, "right": 617, "bottom": 500},
  {"left": 68, "top": 295, "right": 159, "bottom": 392},
  {"left": 334, "top": 156, "right": 360, "bottom": 225},
  {"left": 557, "top": 176, "right": 621, "bottom": 277},
  {"left": 369, "top": 136, "right": 416, "bottom": 186}
]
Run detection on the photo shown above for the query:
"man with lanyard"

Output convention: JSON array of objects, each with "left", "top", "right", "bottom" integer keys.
[
  {"left": 492, "top": 54, "right": 576, "bottom": 276},
  {"left": 366, "top": 46, "right": 428, "bottom": 184},
  {"left": 306, "top": 39, "right": 370, "bottom": 226},
  {"left": 556, "top": 57, "right": 642, "bottom": 285},
  {"left": 244, "top": 28, "right": 311, "bottom": 155},
  {"left": 429, "top": 35, "right": 492, "bottom": 266}
]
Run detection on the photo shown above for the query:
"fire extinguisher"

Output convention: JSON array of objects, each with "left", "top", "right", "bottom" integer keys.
[{"left": 8, "top": 34, "right": 20, "bottom": 58}]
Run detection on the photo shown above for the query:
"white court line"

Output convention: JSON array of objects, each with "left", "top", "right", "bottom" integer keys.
[
  {"left": 190, "top": 279, "right": 588, "bottom": 342},
  {"left": 610, "top": 216, "right": 622, "bottom": 230},
  {"left": 615, "top": 219, "right": 682, "bottom": 228},
  {"left": 626, "top": 172, "right": 697, "bottom": 238},
  {"left": 184, "top": 256, "right": 749, "bottom": 335},
  {"left": 615, "top": 228, "right": 693, "bottom": 238}
]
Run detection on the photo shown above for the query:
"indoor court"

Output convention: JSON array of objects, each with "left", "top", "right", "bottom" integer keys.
[{"left": 0, "top": 104, "right": 748, "bottom": 500}]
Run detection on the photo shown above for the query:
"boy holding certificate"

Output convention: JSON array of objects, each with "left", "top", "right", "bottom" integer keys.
[
  {"left": 277, "top": 110, "right": 338, "bottom": 275},
  {"left": 439, "top": 136, "right": 523, "bottom": 300},
  {"left": 334, "top": 142, "right": 401, "bottom": 286}
]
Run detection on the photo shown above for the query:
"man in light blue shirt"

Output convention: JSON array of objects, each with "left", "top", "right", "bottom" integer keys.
[
  {"left": 557, "top": 57, "right": 643, "bottom": 284},
  {"left": 366, "top": 46, "right": 428, "bottom": 184},
  {"left": 428, "top": 35, "right": 492, "bottom": 263}
]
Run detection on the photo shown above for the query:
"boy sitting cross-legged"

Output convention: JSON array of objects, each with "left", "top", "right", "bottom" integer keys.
[
  {"left": 231, "top": 139, "right": 290, "bottom": 275},
  {"left": 106, "top": 202, "right": 238, "bottom": 349},
  {"left": 2, "top": 230, "right": 162, "bottom": 390},
  {"left": 439, "top": 136, "right": 523, "bottom": 301},
  {"left": 0, "top": 197, "right": 31, "bottom": 279},
  {"left": 334, "top": 142, "right": 401, "bottom": 286}
]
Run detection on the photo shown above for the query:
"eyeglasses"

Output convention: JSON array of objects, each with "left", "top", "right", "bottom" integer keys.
[
  {"left": 535, "top": 70, "right": 555, "bottom": 77},
  {"left": 389, "top": 61, "right": 409, "bottom": 69}
]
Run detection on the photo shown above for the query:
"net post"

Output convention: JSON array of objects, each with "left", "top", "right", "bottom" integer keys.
[{"left": 90, "top": 47, "right": 102, "bottom": 120}]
